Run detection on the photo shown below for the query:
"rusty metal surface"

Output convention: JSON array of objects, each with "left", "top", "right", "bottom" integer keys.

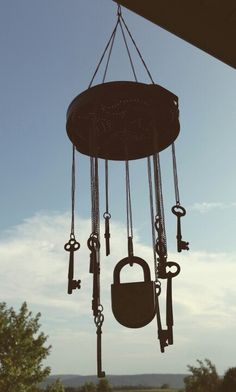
[{"left": 66, "top": 81, "right": 180, "bottom": 160}]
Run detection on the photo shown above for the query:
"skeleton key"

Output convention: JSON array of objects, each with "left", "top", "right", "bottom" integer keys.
[
  {"left": 172, "top": 205, "right": 189, "bottom": 252},
  {"left": 64, "top": 237, "right": 81, "bottom": 294},
  {"left": 103, "top": 212, "right": 111, "bottom": 256},
  {"left": 97, "top": 325, "right": 106, "bottom": 378},
  {"left": 95, "top": 307, "right": 105, "bottom": 378},
  {"left": 166, "top": 277, "right": 173, "bottom": 345},
  {"left": 156, "top": 295, "right": 169, "bottom": 353},
  {"left": 87, "top": 235, "right": 100, "bottom": 316},
  {"left": 87, "top": 235, "right": 100, "bottom": 274}
]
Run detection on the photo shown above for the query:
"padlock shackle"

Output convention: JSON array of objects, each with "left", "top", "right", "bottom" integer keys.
[{"left": 113, "top": 256, "right": 151, "bottom": 285}]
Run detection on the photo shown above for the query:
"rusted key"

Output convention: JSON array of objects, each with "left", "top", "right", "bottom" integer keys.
[
  {"left": 95, "top": 307, "right": 105, "bottom": 378},
  {"left": 64, "top": 236, "right": 81, "bottom": 294},
  {"left": 87, "top": 234, "right": 100, "bottom": 316},
  {"left": 103, "top": 212, "right": 111, "bottom": 256},
  {"left": 172, "top": 205, "right": 189, "bottom": 252},
  {"left": 166, "top": 277, "right": 173, "bottom": 345},
  {"left": 156, "top": 296, "right": 169, "bottom": 353}
]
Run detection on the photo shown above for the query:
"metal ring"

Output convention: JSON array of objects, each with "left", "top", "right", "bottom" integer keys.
[
  {"left": 103, "top": 212, "right": 111, "bottom": 219},
  {"left": 87, "top": 236, "right": 100, "bottom": 251},
  {"left": 171, "top": 204, "right": 186, "bottom": 217}
]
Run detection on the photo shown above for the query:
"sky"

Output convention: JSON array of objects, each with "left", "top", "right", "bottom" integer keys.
[{"left": 0, "top": 0, "right": 236, "bottom": 377}]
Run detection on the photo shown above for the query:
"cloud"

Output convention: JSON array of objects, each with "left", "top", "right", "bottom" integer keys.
[
  {"left": 0, "top": 211, "right": 236, "bottom": 375},
  {"left": 189, "top": 202, "right": 236, "bottom": 213}
]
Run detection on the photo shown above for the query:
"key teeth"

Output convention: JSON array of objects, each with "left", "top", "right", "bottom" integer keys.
[
  {"left": 178, "top": 240, "right": 189, "bottom": 252},
  {"left": 98, "top": 371, "right": 106, "bottom": 378},
  {"left": 71, "top": 279, "right": 81, "bottom": 290}
]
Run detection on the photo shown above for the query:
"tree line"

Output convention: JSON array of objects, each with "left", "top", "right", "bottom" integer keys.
[{"left": 0, "top": 302, "right": 235, "bottom": 391}]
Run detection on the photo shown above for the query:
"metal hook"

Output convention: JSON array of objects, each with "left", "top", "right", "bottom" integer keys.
[{"left": 117, "top": 4, "right": 122, "bottom": 17}]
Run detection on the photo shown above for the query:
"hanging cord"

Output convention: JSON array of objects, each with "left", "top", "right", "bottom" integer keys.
[
  {"left": 171, "top": 143, "right": 180, "bottom": 205},
  {"left": 125, "top": 160, "right": 134, "bottom": 261}
]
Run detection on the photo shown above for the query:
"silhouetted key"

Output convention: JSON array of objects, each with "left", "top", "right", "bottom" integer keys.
[
  {"left": 64, "top": 237, "right": 81, "bottom": 294},
  {"left": 97, "top": 325, "right": 105, "bottom": 378},
  {"left": 104, "top": 214, "right": 111, "bottom": 256},
  {"left": 172, "top": 205, "right": 189, "bottom": 252}
]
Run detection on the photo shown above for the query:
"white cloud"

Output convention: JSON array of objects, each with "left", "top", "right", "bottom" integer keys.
[
  {"left": 189, "top": 201, "right": 236, "bottom": 213},
  {"left": 0, "top": 212, "right": 235, "bottom": 375}
]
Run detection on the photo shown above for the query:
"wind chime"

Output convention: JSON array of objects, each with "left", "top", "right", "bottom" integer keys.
[{"left": 64, "top": 5, "right": 189, "bottom": 378}]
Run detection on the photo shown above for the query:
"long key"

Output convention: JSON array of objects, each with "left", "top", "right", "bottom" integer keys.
[
  {"left": 172, "top": 205, "right": 189, "bottom": 252},
  {"left": 64, "top": 238, "right": 81, "bottom": 294},
  {"left": 89, "top": 249, "right": 96, "bottom": 274},
  {"left": 156, "top": 296, "right": 168, "bottom": 353},
  {"left": 97, "top": 326, "right": 105, "bottom": 378},
  {"left": 166, "top": 277, "right": 173, "bottom": 345},
  {"left": 104, "top": 215, "right": 111, "bottom": 256}
]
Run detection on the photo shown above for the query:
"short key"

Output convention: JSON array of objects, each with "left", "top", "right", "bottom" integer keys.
[{"left": 172, "top": 205, "right": 189, "bottom": 253}]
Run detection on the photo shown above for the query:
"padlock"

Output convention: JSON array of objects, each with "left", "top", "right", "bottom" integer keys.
[{"left": 111, "top": 256, "right": 156, "bottom": 328}]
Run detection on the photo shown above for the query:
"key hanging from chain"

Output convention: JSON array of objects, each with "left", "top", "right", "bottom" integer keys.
[
  {"left": 89, "top": 157, "right": 106, "bottom": 378},
  {"left": 156, "top": 294, "right": 169, "bottom": 353},
  {"left": 64, "top": 145, "right": 81, "bottom": 294},
  {"left": 172, "top": 204, "right": 189, "bottom": 252},
  {"left": 125, "top": 160, "right": 134, "bottom": 266},
  {"left": 103, "top": 160, "right": 111, "bottom": 256},
  {"left": 95, "top": 306, "right": 105, "bottom": 378},
  {"left": 87, "top": 233, "right": 101, "bottom": 316},
  {"left": 171, "top": 143, "right": 189, "bottom": 252},
  {"left": 64, "top": 235, "right": 81, "bottom": 294}
]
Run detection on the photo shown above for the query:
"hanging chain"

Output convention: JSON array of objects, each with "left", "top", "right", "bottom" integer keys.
[
  {"left": 171, "top": 143, "right": 180, "bottom": 205},
  {"left": 90, "top": 157, "right": 100, "bottom": 236},
  {"left": 70, "top": 144, "right": 76, "bottom": 237},
  {"left": 153, "top": 153, "right": 167, "bottom": 260},
  {"left": 171, "top": 143, "right": 189, "bottom": 252},
  {"left": 88, "top": 4, "right": 154, "bottom": 88},
  {"left": 147, "top": 157, "right": 161, "bottom": 292},
  {"left": 88, "top": 19, "right": 119, "bottom": 88},
  {"left": 118, "top": 17, "right": 138, "bottom": 82},
  {"left": 119, "top": 13, "right": 155, "bottom": 84},
  {"left": 103, "top": 160, "right": 111, "bottom": 256},
  {"left": 125, "top": 160, "right": 134, "bottom": 260}
]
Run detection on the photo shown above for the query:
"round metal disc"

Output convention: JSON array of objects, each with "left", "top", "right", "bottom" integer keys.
[{"left": 66, "top": 81, "right": 180, "bottom": 160}]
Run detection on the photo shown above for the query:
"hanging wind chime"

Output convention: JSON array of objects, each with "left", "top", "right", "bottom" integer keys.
[{"left": 64, "top": 5, "right": 189, "bottom": 378}]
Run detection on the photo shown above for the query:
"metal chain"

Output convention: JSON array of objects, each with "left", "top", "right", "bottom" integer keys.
[
  {"left": 102, "top": 23, "right": 118, "bottom": 83},
  {"left": 88, "top": 19, "right": 119, "bottom": 88},
  {"left": 70, "top": 144, "right": 76, "bottom": 237},
  {"left": 120, "top": 14, "right": 155, "bottom": 84},
  {"left": 153, "top": 153, "right": 167, "bottom": 257},
  {"left": 171, "top": 142, "right": 180, "bottom": 205},
  {"left": 118, "top": 18, "right": 138, "bottom": 82},
  {"left": 90, "top": 157, "right": 100, "bottom": 237},
  {"left": 125, "top": 160, "right": 133, "bottom": 239},
  {"left": 147, "top": 157, "right": 158, "bottom": 280},
  {"left": 104, "top": 160, "right": 109, "bottom": 214}
]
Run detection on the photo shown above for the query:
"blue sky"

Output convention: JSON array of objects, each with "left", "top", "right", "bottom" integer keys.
[{"left": 0, "top": 0, "right": 236, "bottom": 376}]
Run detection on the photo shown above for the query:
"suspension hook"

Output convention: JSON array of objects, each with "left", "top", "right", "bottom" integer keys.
[{"left": 117, "top": 4, "right": 122, "bottom": 17}]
